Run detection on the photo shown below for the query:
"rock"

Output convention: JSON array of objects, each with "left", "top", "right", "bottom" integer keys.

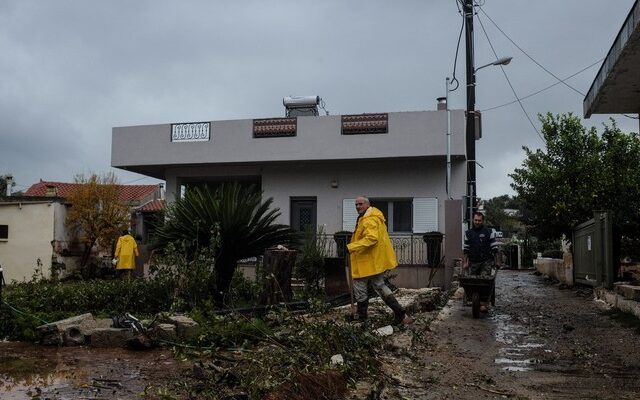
[
  {"left": 90, "top": 328, "right": 136, "bottom": 347},
  {"left": 166, "top": 315, "right": 200, "bottom": 341},
  {"left": 374, "top": 325, "right": 394, "bottom": 336},
  {"left": 330, "top": 354, "right": 344, "bottom": 365},
  {"left": 152, "top": 323, "right": 178, "bottom": 343},
  {"left": 37, "top": 313, "right": 103, "bottom": 346},
  {"left": 127, "top": 333, "right": 155, "bottom": 350}
]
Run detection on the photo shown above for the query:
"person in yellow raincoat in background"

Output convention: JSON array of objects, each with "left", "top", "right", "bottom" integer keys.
[
  {"left": 114, "top": 230, "right": 139, "bottom": 279},
  {"left": 346, "top": 196, "right": 411, "bottom": 325}
]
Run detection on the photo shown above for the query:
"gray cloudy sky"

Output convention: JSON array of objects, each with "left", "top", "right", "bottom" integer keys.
[{"left": 0, "top": 0, "right": 637, "bottom": 198}]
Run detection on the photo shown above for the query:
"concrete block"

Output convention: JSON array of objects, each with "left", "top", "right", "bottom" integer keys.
[
  {"left": 37, "top": 313, "right": 96, "bottom": 346},
  {"left": 167, "top": 315, "right": 200, "bottom": 341},
  {"left": 615, "top": 285, "right": 640, "bottom": 301},
  {"left": 616, "top": 297, "right": 640, "bottom": 319},
  {"left": 89, "top": 328, "right": 136, "bottom": 348},
  {"left": 152, "top": 323, "right": 177, "bottom": 343}
]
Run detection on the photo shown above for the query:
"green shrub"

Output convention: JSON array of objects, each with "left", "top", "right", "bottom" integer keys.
[{"left": 294, "top": 225, "right": 328, "bottom": 297}]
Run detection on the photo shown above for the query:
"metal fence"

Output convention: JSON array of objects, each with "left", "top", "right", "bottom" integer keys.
[{"left": 319, "top": 234, "right": 429, "bottom": 265}]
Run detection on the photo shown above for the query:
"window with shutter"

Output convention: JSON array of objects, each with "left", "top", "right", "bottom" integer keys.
[
  {"left": 342, "top": 199, "right": 358, "bottom": 231},
  {"left": 412, "top": 198, "right": 438, "bottom": 233}
]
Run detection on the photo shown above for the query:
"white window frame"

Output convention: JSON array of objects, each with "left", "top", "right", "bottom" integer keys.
[{"left": 342, "top": 197, "right": 438, "bottom": 233}]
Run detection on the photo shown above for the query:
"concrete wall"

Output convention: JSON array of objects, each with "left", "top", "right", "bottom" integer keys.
[
  {"left": 112, "top": 110, "right": 467, "bottom": 174},
  {"left": 161, "top": 158, "right": 465, "bottom": 234},
  {"left": 392, "top": 265, "right": 445, "bottom": 288},
  {"left": 0, "top": 202, "right": 55, "bottom": 282},
  {"left": 535, "top": 253, "right": 574, "bottom": 286}
]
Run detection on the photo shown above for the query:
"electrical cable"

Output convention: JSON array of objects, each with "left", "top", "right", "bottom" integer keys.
[
  {"left": 477, "top": 6, "right": 584, "bottom": 97},
  {"left": 476, "top": 12, "right": 545, "bottom": 143},
  {"left": 449, "top": 0, "right": 466, "bottom": 92},
  {"left": 481, "top": 58, "right": 605, "bottom": 112},
  {"left": 122, "top": 176, "right": 150, "bottom": 184},
  {"left": 2, "top": 299, "right": 50, "bottom": 325}
]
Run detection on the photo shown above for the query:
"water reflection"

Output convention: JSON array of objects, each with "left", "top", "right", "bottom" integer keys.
[
  {"left": 491, "top": 312, "right": 546, "bottom": 372},
  {"left": 0, "top": 341, "right": 175, "bottom": 399}
]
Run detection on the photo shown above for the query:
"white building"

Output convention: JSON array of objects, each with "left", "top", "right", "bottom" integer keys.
[{"left": 111, "top": 105, "right": 470, "bottom": 287}]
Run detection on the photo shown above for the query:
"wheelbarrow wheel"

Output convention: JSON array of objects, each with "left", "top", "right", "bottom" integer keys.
[{"left": 472, "top": 291, "right": 480, "bottom": 318}]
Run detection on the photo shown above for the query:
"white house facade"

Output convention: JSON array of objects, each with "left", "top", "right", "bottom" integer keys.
[{"left": 112, "top": 108, "right": 469, "bottom": 286}]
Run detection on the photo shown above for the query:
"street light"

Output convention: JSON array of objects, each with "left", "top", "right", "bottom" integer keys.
[{"left": 475, "top": 56, "right": 512, "bottom": 72}]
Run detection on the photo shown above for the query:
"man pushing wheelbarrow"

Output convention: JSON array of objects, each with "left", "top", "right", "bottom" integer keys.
[{"left": 461, "top": 212, "right": 501, "bottom": 318}]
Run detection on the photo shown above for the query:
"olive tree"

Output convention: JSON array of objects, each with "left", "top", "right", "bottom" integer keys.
[{"left": 510, "top": 113, "right": 640, "bottom": 242}]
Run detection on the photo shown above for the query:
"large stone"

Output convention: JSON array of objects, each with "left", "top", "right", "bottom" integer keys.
[
  {"left": 166, "top": 315, "right": 200, "bottom": 341},
  {"left": 90, "top": 328, "right": 136, "bottom": 347},
  {"left": 152, "top": 323, "right": 178, "bottom": 344},
  {"left": 37, "top": 313, "right": 101, "bottom": 346}
]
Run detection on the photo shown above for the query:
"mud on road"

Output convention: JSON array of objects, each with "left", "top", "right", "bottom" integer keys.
[
  {"left": 0, "top": 343, "right": 191, "bottom": 399},
  {"left": 410, "top": 270, "right": 640, "bottom": 399},
  {"left": 3, "top": 270, "right": 640, "bottom": 400}
]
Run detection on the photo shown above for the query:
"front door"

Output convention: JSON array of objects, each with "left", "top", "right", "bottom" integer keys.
[{"left": 291, "top": 197, "right": 317, "bottom": 232}]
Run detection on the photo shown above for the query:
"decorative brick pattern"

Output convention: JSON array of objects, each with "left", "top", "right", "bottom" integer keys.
[
  {"left": 341, "top": 113, "right": 388, "bottom": 135},
  {"left": 253, "top": 118, "right": 297, "bottom": 138}
]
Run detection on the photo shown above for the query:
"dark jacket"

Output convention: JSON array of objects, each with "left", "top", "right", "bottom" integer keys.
[{"left": 463, "top": 226, "right": 498, "bottom": 263}]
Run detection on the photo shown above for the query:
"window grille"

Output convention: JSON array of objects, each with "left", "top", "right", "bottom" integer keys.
[
  {"left": 253, "top": 118, "right": 297, "bottom": 138},
  {"left": 341, "top": 113, "right": 388, "bottom": 135}
]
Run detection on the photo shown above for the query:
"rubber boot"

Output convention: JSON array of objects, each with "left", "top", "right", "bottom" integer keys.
[
  {"left": 346, "top": 300, "right": 369, "bottom": 323},
  {"left": 383, "top": 294, "right": 406, "bottom": 325},
  {"left": 356, "top": 300, "right": 369, "bottom": 322}
]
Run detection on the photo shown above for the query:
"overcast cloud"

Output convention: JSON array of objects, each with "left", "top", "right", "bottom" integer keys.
[{"left": 0, "top": 0, "right": 636, "bottom": 198}]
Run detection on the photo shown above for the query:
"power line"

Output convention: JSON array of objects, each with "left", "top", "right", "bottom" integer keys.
[
  {"left": 449, "top": 0, "right": 466, "bottom": 92},
  {"left": 476, "top": 12, "right": 545, "bottom": 143},
  {"left": 481, "top": 58, "right": 604, "bottom": 112},
  {"left": 477, "top": 6, "right": 585, "bottom": 97}
]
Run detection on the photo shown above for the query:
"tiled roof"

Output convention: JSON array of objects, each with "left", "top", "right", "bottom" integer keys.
[
  {"left": 24, "top": 180, "right": 159, "bottom": 202},
  {"left": 137, "top": 199, "right": 165, "bottom": 213}
]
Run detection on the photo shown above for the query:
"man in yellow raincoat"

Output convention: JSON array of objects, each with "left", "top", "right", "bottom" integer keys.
[
  {"left": 346, "top": 196, "right": 409, "bottom": 325},
  {"left": 114, "top": 230, "right": 139, "bottom": 279}
]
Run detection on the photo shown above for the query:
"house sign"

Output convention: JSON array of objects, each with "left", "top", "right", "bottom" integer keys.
[{"left": 171, "top": 122, "right": 210, "bottom": 142}]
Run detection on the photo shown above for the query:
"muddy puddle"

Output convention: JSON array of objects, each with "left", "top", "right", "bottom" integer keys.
[
  {"left": 491, "top": 302, "right": 547, "bottom": 372},
  {"left": 0, "top": 341, "right": 188, "bottom": 399}
]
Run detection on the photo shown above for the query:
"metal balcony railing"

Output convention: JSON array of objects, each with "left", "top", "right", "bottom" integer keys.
[{"left": 319, "top": 234, "right": 430, "bottom": 265}]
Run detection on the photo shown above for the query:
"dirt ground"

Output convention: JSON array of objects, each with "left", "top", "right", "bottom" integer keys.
[
  {"left": 377, "top": 269, "right": 640, "bottom": 399},
  {"left": 3, "top": 270, "right": 640, "bottom": 399}
]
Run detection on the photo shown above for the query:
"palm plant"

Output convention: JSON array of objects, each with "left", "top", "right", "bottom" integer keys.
[{"left": 154, "top": 183, "right": 294, "bottom": 301}]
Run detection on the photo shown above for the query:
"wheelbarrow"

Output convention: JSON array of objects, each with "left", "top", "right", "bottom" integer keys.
[{"left": 459, "top": 270, "right": 496, "bottom": 318}]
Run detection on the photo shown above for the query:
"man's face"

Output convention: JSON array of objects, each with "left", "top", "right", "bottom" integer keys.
[
  {"left": 355, "top": 198, "right": 369, "bottom": 215},
  {"left": 473, "top": 215, "right": 484, "bottom": 228}
]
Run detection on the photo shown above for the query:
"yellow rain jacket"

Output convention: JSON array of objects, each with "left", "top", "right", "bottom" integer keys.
[
  {"left": 114, "top": 234, "right": 139, "bottom": 270},
  {"left": 347, "top": 207, "right": 398, "bottom": 279}
]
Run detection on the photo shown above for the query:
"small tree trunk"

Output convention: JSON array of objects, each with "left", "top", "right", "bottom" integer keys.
[
  {"left": 260, "top": 249, "right": 297, "bottom": 305},
  {"left": 215, "top": 255, "right": 237, "bottom": 305}
]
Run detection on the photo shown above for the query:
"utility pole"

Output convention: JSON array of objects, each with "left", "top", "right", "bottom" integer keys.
[{"left": 464, "top": 0, "right": 476, "bottom": 228}]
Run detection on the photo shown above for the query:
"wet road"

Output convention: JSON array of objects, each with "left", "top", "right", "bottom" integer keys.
[
  {"left": 418, "top": 269, "right": 640, "bottom": 399},
  {"left": 0, "top": 342, "right": 188, "bottom": 399}
]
